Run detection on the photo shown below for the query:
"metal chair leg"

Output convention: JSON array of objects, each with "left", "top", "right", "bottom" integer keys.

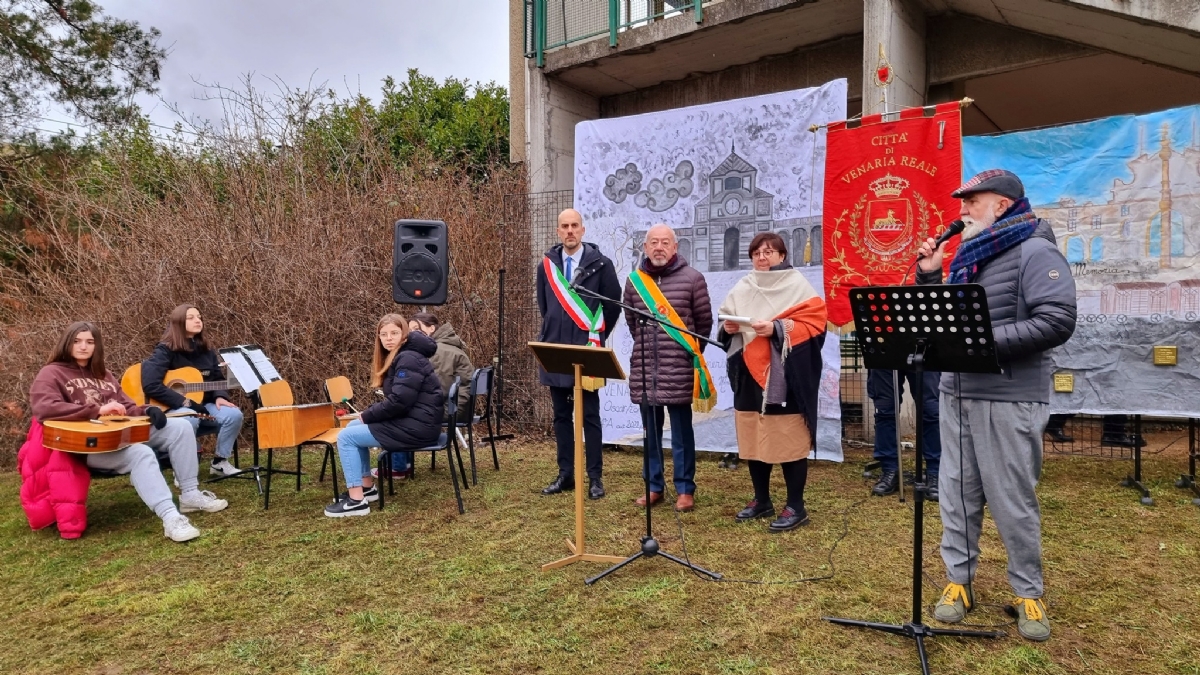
[
  {"left": 445, "top": 446, "right": 464, "bottom": 514},
  {"left": 452, "top": 433, "right": 469, "bottom": 490},
  {"left": 467, "top": 422, "right": 478, "bottom": 486},
  {"left": 376, "top": 453, "right": 387, "bottom": 511},
  {"left": 328, "top": 447, "right": 340, "bottom": 503},
  {"left": 264, "top": 448, "right": 274, "bottom": 510},
  {"left": 487, "top": 414, "right": 499, "bottom": 470},
  {"left": 295, "top": 447, "right": 302, "bottom": 492}
]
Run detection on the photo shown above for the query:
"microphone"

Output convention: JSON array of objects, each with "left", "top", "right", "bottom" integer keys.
[
  {"left": 904, "top": 219, "right": 965, "bottom": 284},
  {"left": 922, "top": 220, "right": 965, "bottom": 257}
]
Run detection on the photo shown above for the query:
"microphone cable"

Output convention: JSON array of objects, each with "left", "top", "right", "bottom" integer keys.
[{"left": 660, "top": 478, "right": 867, "bottom": 586}]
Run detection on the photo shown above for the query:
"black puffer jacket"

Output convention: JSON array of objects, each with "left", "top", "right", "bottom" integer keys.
[
  {"left": 361, "top": 331, "right": 444, "bottom": 450},
  {"left": 141, "top": 340, "right": 231, "bottom": 408},
  {"left": 536, "top": 242, "right": 622, "bottom": 388},
  {"left": 622, "top": 254, "right": 713, "bottom": 405},
  {"left": 917, "top": 219, "right": 1076, "bottom": 403}
]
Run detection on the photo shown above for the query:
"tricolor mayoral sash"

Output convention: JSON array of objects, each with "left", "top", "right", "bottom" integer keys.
[
  {"left": 543, "top": 256, "right": 606, "bottom": 390},
  {"left": 628, "top": 270, "right": 716, "bottom": 413}
]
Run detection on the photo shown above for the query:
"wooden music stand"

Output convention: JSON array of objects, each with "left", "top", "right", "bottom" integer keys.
[{"left": 529, "top": 341, "right": 627, "bottom": 571}]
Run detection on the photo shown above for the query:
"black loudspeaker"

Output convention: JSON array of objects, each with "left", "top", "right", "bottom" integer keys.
[{"left": 392, "top": 219, "right": 448, "bottom": 305}]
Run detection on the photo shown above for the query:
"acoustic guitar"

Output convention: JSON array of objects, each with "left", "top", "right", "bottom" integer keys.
[
  {"left": 43, "top": 417, "right": 152, "bottom": 454},
  {"left": 121, "top": 364, "right": 240, "bottom": 408}
]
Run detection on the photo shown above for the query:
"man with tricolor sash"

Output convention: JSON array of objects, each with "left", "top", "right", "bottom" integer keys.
[
  {"left": 536, "top": 209, "right": 622, "bottom": 500},
  {"left": 621, "top": 224, "right": 714, "bottom": 513}
]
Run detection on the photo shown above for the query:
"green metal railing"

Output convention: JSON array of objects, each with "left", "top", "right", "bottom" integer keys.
[{"left": 525, "top": 0, "right": 709, "bottom": 67}]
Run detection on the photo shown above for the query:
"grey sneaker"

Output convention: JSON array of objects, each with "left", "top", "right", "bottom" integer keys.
[
  {"left": 179, "top": 490, "right": 229, "bottom": 513},
  {"left": 163, "top": 514, "right": 200, "bottom": 542},
  {"left": 1008, "top": 597, "right": 1051, "bottom": 641},
  {"left": 933, "top": 582, "right": 974, "bottom": 623}
]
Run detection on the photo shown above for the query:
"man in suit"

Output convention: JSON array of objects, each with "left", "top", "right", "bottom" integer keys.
[{"left": 536, "top": 208, "right": 621, "bottom": 499}]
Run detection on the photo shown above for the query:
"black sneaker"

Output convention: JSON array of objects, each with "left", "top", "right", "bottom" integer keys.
[
  {"left": 336, "top": 486, "right": 379, "bottom": 503},
  {"left": 872, "top": 469, "right": 900, "bottom": 496},
  {"left": 324, "top": 496, "right": 370, "bottom": 518}
]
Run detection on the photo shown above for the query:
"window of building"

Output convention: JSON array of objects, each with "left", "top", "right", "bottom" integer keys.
[
  {"left": 1092, "top": 215, "right": 1102, "bottom": 229},
  {"left": 724, "top": 176, "right": 742, "bottom": 191},
  {"left": 1121, "top": 204, "right": 1130, "bottom": 216}
]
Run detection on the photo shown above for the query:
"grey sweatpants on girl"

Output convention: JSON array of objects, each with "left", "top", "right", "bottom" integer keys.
[
  {"left": 938, "top": 394, "right": 1049, "bottom": 599},
  {"left": 85, "top": 418, "right": 198, "bottom": 520}
]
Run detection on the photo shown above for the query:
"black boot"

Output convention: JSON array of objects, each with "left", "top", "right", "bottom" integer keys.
[
  {"left": 588, "top": 477, "right": 606, "bottom": 500},
  {"left": 924, "top": 472, "right": 940, "bottom": 502},
  {"left": 872, "top": 469, "right": 900, "bottom": 497}
]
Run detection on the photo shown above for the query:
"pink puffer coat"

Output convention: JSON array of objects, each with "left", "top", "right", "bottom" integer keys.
[{"left": 18, "top": 419, "right": 92, "bottom": 539}]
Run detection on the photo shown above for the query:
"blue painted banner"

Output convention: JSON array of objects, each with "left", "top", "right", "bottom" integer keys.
[{"left": 963, "top": 105, "right": 1200, "bottom": 417}]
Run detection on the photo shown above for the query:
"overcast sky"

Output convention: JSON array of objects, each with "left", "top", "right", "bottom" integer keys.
[{"left": 45, "top": 0, "right": 510, "bottom": 135}]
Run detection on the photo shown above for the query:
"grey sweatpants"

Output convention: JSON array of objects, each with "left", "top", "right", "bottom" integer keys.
[
  {"left": 85, "top": 418, "right": 198, "bottom": 520},
  {"left": 938, "top": 394, "right": 1049, "bottom": 599}
]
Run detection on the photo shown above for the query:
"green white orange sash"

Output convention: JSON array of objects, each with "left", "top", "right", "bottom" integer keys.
[
  {"left": 544, "top": 256, "right": 605, "bottom": 347},
  {"left": 629, "top": 269, "right": 716, "bottom": 413}
]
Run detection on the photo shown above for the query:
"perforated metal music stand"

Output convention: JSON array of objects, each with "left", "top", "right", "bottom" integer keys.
[{"left": 824, "top": 284, "right": 1005, "bottom": 675}]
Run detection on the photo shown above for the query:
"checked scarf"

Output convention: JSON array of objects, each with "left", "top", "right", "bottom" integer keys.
[{"left": 949, "top": 198, "right": 1039, "bottom": 284}]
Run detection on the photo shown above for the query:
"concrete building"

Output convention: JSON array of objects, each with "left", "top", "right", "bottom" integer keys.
[{"left": 508, "top": 0, "right": 1200, "bottom": 195}]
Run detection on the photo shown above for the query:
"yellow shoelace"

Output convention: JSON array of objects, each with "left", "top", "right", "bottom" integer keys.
[
  {"left": 940, "top": 583, "right": 971, "bottom": 609},
  {"left": 1015, "top": 598, "right": 1045, "bottom": 621}
]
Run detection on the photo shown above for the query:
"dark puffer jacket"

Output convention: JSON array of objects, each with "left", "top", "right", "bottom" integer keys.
[
  {"left": 917, "top": 219, "right": 1076, "bottom": 403},
  {"left": 361, "top": 331, "right": 445, "bottom": 450},
  {"left": 536, "top": 242, "right": 622, "bottom": 388},
  {"left": 141, "top": 340, "right": 231, "bottom": 407},
  {"left": 622, "top": 254, "right": 713, "bottom": 405}
]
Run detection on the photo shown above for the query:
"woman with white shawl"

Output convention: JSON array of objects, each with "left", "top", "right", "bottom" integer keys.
[{"left": 718, "top": 232, "right": 827, "bottom": 532}]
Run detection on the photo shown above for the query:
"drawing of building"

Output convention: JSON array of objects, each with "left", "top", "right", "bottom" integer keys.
[{"left": 635, "top": 144, "right": 822, "bottom": 272}]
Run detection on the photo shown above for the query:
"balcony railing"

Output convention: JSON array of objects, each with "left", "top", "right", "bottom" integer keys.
[{"left": 524, "top": 0, "right": 711, "bottom": 67}]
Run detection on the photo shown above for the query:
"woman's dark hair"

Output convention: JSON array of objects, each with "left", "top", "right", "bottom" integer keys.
[
  {"left": 748, "top": 232, "right": 788, "bottom": 262},
  {"left": 411, "top": 312, "right": 440, "bottom": 329},
  {"left": 48, "top": 321, "right": 106, "bottom": 377},
  {"left": 161, "top": 303, "right": 208, "bottom": 352}
]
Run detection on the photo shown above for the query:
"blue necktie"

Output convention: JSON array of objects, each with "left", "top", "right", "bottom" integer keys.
[{"left": 565, "top": 256, "right": 573, "bottom": 282}]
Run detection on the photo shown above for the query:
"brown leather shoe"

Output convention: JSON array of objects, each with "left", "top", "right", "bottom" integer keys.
[
  {"left": 674, "top": 493, "right": 695, "bottom": 512},
  {"left": 635, "top": 491, "right": 663, "bottom": 507}
]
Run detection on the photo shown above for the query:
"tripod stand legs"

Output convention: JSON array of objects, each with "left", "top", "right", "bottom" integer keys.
[
  {"left": 821, "top": 619, "right": 1002, "bottom": 675},
  {"left": 585, "top": 536, "right": 722, "bottom": 585}
]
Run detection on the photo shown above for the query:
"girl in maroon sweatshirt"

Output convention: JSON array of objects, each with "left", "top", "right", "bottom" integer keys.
[{"left": 29, "top": 321, "right": 230, "bottom": 542}]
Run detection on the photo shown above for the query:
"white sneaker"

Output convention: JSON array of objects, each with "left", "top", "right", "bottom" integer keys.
[
  {"left": 163, "top": 514, "right": 200, "bottom": 542},
  {"left": 179, "top": 490, "right": 229, "bottom": 513},
  {"left": 209, "top": 459, "right": 242, "bottom": 476}
]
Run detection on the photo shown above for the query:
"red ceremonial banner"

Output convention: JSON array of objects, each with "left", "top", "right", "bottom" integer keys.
[{"left": 821, "top": 101, "right": 963, "bottom": 328}]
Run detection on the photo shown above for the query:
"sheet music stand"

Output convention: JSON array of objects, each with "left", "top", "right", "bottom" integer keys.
[
  {"left": 529, "top": 341, "right": 628, "bottom": 572},
  {"left": 824, "top": 284, "right": 1006, "bottom": 675},
  {"left": 209, "top": 344, "right": 295, "bottom": 496}
]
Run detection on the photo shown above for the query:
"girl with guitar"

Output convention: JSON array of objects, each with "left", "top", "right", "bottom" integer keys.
[
  {"left": 141, "top": 304, "right": 245, "bottom": 477},
  {"left": 29, "top": 321, "right": 229, "bottom": 542},
  {"left": 324, "top": 313, "right": 444, "bottom": 517}
]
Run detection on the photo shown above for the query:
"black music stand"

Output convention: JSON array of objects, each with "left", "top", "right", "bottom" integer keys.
[
  {"left": 824, "top": 284, "right": 1006, "bottom": 675},
  {"left": 531, "top": 342, "right": 629, "bottom": 572}
]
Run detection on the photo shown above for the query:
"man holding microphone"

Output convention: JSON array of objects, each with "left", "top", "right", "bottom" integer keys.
[{"left": 915, "top": 170, "right": 1076, "bottom": 642}]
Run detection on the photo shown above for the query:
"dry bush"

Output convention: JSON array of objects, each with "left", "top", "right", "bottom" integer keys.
[{"left": 0, "top": 92, "right": 525, "bottom": 465}]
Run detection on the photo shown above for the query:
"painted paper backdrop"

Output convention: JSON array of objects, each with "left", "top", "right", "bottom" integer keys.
[
  {"left": 963, "top": 104, "right": 1200, "bottom": 416},
  {"left": 574, "top": 80, "right": 848, "bottom": 458}
]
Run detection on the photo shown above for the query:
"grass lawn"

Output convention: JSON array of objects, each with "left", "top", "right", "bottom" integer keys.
[{"left": 1, "top": 439, "right": 1197, "bottom": 675}]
